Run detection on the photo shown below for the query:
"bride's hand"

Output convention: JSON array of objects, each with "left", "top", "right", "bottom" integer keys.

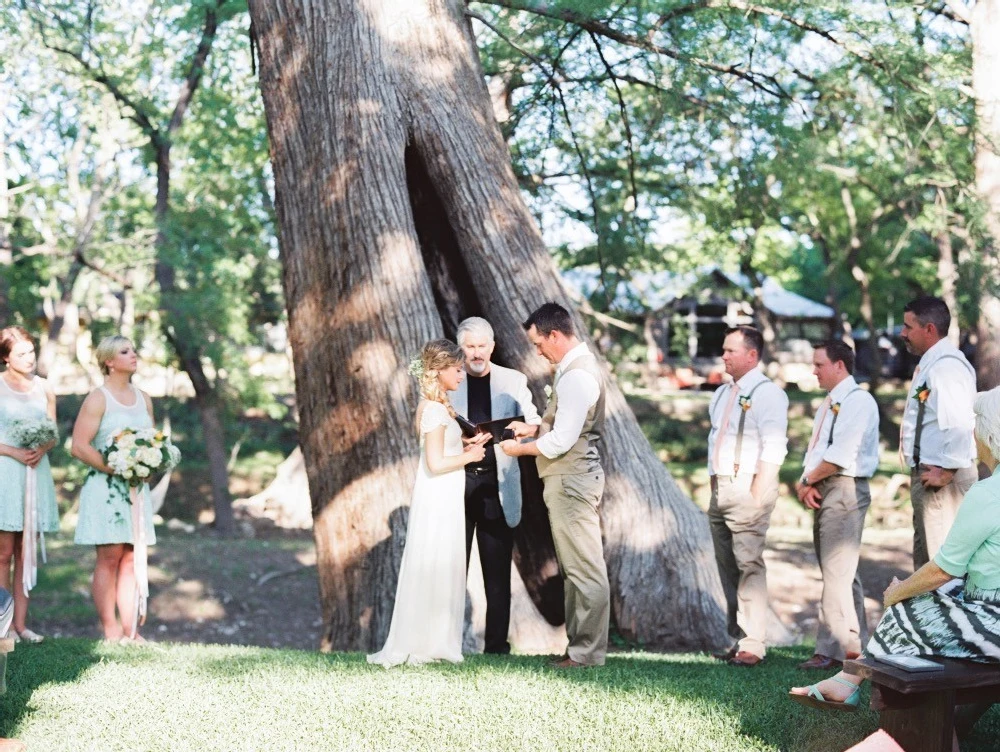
[{"left": 463, "top": 442, "right": 487, "bottom": 463}]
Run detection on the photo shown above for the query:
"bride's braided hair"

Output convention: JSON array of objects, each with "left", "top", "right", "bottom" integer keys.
[{"left": 411, "top": 339, "right": 463, "bottom": 417}]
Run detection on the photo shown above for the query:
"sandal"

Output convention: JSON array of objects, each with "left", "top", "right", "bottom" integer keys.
[{"left": 788, "top": 675, "right": 862, "bottom": 712}]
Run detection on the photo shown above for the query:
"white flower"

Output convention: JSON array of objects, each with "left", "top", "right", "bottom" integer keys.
[
  {"left": 138, "top": 448, "right": 161, "bottom": 466},
  {"left": 123, "top": 469, "right": 134, "bottom": 480},
  {"left": 117, "top": 433, "right": 137, "bottom": 449},
  {"left": 166, "top": 445, "right": 182, "bottom": 466},
  {"left": 135, "top": 465, "right": 150, "bottom": 478}
]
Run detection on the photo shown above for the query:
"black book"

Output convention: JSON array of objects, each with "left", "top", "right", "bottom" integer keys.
[{"left": 456, "top": 414, "right": 524, "bottom": 446}]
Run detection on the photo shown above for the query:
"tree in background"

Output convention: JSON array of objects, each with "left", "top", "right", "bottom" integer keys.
[{"left": 11, "top": 0, "right": 281, "bottom": 533}]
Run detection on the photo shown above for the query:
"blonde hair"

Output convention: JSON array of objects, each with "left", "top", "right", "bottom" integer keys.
[
  {"left": 95, "top": 335, "right": 134, "bottom": 376},
  {"left": 413, "top": 339, "right": 463, "bottom": 413},
  {"left": 974, "top": 387, "right": 1000, "bottom": 462}
]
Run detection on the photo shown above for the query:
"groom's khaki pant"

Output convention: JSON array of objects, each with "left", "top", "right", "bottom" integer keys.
[{"left": 542, "top": 470, "right": 609, "bottom": 666}]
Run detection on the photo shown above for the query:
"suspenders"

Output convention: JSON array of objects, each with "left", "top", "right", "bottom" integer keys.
[
  {"left": 912, "top": 354, "right": 975, "bottom": 467},
  {"left": 731, "top": 381, "right": 767, "bottom": 475},
  {"left": 826, "top": 387, "right": 864, "bottom": 447}
]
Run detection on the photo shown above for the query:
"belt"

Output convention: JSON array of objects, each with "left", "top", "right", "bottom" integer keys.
[{"left": 466, "top": 466, "right": 496, "bottom": 476}]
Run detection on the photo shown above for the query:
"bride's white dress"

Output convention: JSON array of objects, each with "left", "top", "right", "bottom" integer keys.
[{"left": 367, "top": 400, "right": 466, "bottom": 667}]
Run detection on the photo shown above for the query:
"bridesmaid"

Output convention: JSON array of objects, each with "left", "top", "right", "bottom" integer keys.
[
  {"left": 0, "top": 326, "right": 59, "bottom": 643},
  {"left": 71, "top": 335, "right": 156, "bottom": 642}
]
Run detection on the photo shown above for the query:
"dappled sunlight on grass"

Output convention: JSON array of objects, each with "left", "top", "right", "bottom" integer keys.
[{"left": 4, "top": 641, "right": 998, "bottom": 751}]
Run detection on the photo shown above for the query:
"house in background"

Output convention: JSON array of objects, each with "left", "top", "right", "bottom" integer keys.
[{"left": 562, "top": 266, "right": 838, "bottom": 388}]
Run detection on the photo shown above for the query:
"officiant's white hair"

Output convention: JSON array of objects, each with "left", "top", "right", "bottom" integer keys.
[
  {"left": 456, "top": 317, "right": 494, "bottom": 345},
  {"left": 974, "top": 387, "right": 1000, "bottom": 461}
]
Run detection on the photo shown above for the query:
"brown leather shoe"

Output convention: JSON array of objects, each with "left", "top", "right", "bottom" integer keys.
[
  {"left": 552, "top": 657, "right": 589, "bottom": 669},
  {"left": 798, "top": 654, "right": 843, "bottom": 670},
  {"left": 728, "top": 651, "right": 763, "bottom": 667},
  {"left": 712, "top": 644, "right": 739, "bottom": 662}
]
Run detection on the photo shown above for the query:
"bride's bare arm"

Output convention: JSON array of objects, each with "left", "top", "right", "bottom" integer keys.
[{"left": 424, "top": 425, "right": 486, "bottom": 474}]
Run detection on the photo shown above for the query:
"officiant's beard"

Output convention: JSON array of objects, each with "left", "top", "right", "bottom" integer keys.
[{"left": 466, "top": 359, "right": 489, "bottom": 376}]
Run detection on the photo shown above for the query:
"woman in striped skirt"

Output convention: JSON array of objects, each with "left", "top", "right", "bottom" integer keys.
[{"left": 790, "top": 387, "right": 1000, "bottom": 714}]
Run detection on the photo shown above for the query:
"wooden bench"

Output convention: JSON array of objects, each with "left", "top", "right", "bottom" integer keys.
[{"left": 845, "top": 657, "right": 1000, "bottom": 752}]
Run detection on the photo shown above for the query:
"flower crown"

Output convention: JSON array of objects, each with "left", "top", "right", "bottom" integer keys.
[{"left": 407, "top": 356, "right": 425, "bottom": 380}]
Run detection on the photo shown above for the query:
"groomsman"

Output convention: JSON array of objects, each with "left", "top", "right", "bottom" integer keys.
[
  {"left": 450, "top": 317, "right": 541, "bottom": 654},
  {"left": 796, "top": 341, "right": 878, "bottom": 670},
  {"left": 899, "top": 296, "right": 977, "bottom": 569},
  {"left": 707, "top": 326, "right": 788, "bottom": 667}
]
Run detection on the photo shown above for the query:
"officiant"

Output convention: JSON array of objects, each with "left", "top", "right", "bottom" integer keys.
[{"left": 450, "top": 317, "right": 541, "bottom": 654}]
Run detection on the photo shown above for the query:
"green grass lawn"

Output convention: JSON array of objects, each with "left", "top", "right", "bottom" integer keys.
[{"left": 3, "top": 641, "right": 998, "bottom": 751}]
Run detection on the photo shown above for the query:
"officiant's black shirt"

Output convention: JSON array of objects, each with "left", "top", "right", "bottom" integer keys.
[{"left": 466, "top": 371, "right": 496, "bottom": 474}]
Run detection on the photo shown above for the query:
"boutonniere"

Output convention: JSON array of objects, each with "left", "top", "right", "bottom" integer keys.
[
  {"left": 738, "top": 395, "right": 751, "bottom": 411},
  {"left": 912, "top": 384, "right": 930, "bottom": 403},
  {"left": 831, "top": 402, "right": 842, "bottom": 415},
  {"left": 544, "top": 385, "right": 553, "bottom": 399}
]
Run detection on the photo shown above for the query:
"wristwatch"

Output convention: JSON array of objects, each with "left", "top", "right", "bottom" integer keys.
[{"left": 800, "top": 475, "right": 812, "bottom": 487}]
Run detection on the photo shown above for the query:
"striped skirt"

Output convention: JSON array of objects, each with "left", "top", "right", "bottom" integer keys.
[{"left": 865, "top": 579, "right": 1000, "bottom": 663}]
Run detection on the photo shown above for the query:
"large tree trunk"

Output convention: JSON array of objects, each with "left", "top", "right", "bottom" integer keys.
[
  {"left": 250, "top": 0, "right": 728, "bottom": 653},
  {"left": 972, "top": 0, "right": 1000, "bottom": 388}
]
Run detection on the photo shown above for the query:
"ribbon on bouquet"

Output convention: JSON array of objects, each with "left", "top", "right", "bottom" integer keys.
[
  {"left": 129, "top": 484, "right": 150, "bottom": 640},
  {"left": 21, "top": 465, "right": 47, "bottom": 597}
]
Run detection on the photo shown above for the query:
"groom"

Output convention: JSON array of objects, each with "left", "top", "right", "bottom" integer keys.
[
  {"left": 450, "top": 317, "right": 541, "bottom": 654},
  {"left": 501, "top": 303, "right": 610, "bottom": 668}
]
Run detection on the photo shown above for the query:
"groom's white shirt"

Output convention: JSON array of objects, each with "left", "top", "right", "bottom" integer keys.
[{"left": 450, "top": 362, "right": 541, "bottom": 527}]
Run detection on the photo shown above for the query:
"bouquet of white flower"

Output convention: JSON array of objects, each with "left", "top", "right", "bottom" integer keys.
[
  {"left": 9, "top": 417, "right": 59, "bottom": 449},
  {"left": 11, "top": 416, "right": 59, "bottom": 596},
  {"left": 103, "top": 427, "right": 182, "bottom": 492}
]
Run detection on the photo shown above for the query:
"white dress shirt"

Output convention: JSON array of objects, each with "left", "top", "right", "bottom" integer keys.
[
  {"left": 900, "top": 339, "right": 976, "bottom": 469},
  {"left": 536, "top": 343, "right": 601, "bottom": 460},
  {"left": 803, "top": 376, "right": 880, "bottom": 478},
  {"left": 707, "top": 369, "right": 789, "bottom": 477}
]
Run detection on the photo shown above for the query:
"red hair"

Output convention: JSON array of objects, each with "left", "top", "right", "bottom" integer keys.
[{"left": 0, "top": 326, "right": 34, "bottom": 364}]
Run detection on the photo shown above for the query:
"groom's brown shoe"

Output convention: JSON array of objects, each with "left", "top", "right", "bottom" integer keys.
[
  {"left": 552, "top": 657, "right": 588, "bottom": 669},
  {"left": 728, "top": 651, "right": 763, "bottom": 667},
  {"left": 712, "top": 644, "right": 739, "bottom": 662}
]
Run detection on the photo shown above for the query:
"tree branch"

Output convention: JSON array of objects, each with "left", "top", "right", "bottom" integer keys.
[
  {"left": 168, "top": 0, "right": 223, "bottom": 136},
  {"left": 475, "top": 0, "right": 792, "bottom": 99},
  {"left": 586, "top": 30, "right": 640, "bottom": 218}
]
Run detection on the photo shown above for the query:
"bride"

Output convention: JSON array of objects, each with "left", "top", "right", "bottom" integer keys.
[{"left": 368, "top": 339, "right": 489, "bottom": 667}]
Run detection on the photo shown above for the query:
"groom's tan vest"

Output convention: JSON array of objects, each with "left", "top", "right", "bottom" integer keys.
[{"left": 536, "top": 352, "right": 605, "bottom": 478}]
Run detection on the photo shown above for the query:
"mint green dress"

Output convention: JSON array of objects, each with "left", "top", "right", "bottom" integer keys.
[
  {"left": 0, "top": 376, "right": 59, "bottom": 533},
  {"left": 74, "top": 386, "right": 156, "bottom": 545}
]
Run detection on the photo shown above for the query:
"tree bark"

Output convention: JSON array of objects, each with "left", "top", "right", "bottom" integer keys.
[
  {"left": 972, "top": 0, "right": 1000, "bottom": 388},
  {"left": 249, "top": 0, "right": 728, "bottom": 652},
  {"left": 934, "top": 190, "right": 961, "bottom": 346}
]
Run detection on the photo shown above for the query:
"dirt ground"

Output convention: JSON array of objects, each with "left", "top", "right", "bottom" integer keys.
[{"left": 36, "top": 523, "right": 912, "bottom": 652}]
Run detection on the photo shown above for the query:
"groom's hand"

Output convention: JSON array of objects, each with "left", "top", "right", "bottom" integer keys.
[
  {"left": 499, "top": 439, "right": 521, "bottom": 457},
  {"left": 506, "top": 421, "right": 537, "bottom": 439}
]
